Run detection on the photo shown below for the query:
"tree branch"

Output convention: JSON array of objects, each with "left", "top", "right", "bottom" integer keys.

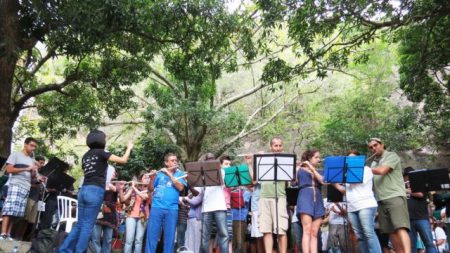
[
  {"left": 12, "top": 73, "right": 79, "bottom": 118},
  {"left": 30, "top": 47, "right": 56, "bottom": 75},
  {"left": 217, "top": 82, "right": 275, "bottom": 110},
  {"left": 20, "top": 105, "right": 37, "bottom": 110},
  {"left": 148, "top": 66, "right": 177, "bottom": 90},
  {"left": 100, "top": 121, "right": 146, "bottom": 126},
  {"left": 216, "top": 85, "right": 321, "bottom": 156}
]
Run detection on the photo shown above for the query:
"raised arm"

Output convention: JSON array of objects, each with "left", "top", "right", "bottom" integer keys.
[{"left": 108, "top": 141, "right": 133, "bottom": 164}]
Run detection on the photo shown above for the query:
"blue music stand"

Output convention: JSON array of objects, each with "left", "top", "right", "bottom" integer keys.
[
  {"left": 345, "top": 156, "right": 365, "bottom": 183},
  {"left": 324, "top": 155, "right": 365, "bottom": 184},
  {"left": 324, "top": 156, "right": 345, "bottom": 183}
]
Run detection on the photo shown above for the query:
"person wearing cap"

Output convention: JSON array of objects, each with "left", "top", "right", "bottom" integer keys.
[
  {"left": 403, "top": 167, "right": 437, "bottom": 253},
  {"left": 368, "top": 138, "right": 411, "bottom": 253},
  {"left": 60, "top": 130, "right": 133, "bottom": 253}
]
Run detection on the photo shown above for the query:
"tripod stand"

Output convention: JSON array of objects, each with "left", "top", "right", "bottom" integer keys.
[{"left": 253, "top": 154, "right": 296, "bottom": 253}]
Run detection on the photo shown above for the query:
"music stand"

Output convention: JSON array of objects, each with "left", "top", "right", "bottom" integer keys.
[
  {"left": 224, "top": 164, "right": 252, "bottom": 187},
  {"left": 253, "top": 153, "right": 296, "bottom": 240},
  {"left": 324, "top": 155, "right": 365, "bottom": 253},
  {"left": 324, "top": 156, "right": 365, "bottom": 184},
  {"left": 40, "top": 157, "right": 69, "bottom": 177},
  {"left": 286, "top": 187, "right": 299, "bottom": 206},
  {"left": 408, "top": 168, "right": 449, "bottom": 252},
  {"left": 327, "top": 184, "right": 343, "bottom": 203},
  {"left": 409, "top": 168, "right": 450, "bottom": 193},
  {"left": 185, "top": 160, "right": 223, "bottom": 187}
]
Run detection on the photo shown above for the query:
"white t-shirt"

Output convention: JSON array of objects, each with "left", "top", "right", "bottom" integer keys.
[
  {"left": 433, "top": 227, "right": 447, "bottom": 253},
  {"left": 346, "top": 166, "right": 378, "bottom": 212},
  {"left": 327, "top": 202, "right": 345, "bottom": 225},
  {"left": 201, "top": 169, "right": 227, "bottom": 213}
]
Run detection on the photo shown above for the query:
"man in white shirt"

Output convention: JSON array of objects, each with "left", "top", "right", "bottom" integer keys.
[
  {"left": 431, "top": 218, "right": 447, "bottom": 253},
  {"left": 199, "top": 154, "right": 230, "bottom": 253},
  {"left": 327, "top": 202, "right": 348, "bottom": 253},
  {"left": 1, "top": 137, "right": 39, "bottom": 240}
]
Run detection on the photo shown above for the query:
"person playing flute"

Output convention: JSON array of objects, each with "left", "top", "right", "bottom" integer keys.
[{"left": 145, "top": 153, "right": 187, "bottom": 253}]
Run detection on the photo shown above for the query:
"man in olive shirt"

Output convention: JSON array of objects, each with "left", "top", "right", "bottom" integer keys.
[
  {"left": 259, "top": 137, "right": 289, "bottom": 253},
  {"left": 369, "top": 138, "right": 411, "bottom": 253}
]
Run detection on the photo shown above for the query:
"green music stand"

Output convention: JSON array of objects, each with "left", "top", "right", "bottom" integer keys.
[{"left": 224, "top": 164, "right": 252, "bottom": 187}]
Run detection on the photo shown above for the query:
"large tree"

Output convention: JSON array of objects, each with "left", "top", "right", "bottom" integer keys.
[
  {"left": 256, "top": 0, "right": 450, "bottom": 147},
  {"left": 0, "top": 0, "right": 254, "bottom": 158}
]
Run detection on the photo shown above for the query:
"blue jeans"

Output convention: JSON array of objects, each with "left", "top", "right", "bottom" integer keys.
[
  {"left": 176, "top": 222, "right": 187, "bottom": 249},
  {"left": 145, "top": 207, "right": 178, "bottom": 253},
  {"left": 124, "top": 217, "right": 147, "bottom": 253},
  {"left": 200, "top": 211, "right": 229, "bottom": 253},
  {"left": 60, "top": 185, "right": 105, "bottom": 253},
  {"left": 91, "top": 224, "right": 113, "bottom": 253},
  {"left": 348, "top": 207, "right": 382, "bottom": 253},
  {"left": 410, "top": 219, "right": 437, "bottom": 253}
]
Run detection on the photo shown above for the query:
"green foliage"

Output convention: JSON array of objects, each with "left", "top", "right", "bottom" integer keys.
[
  {"left": 107, "top": 132, "right": 179, "bottom": 181},
  {"left": 396, "top": 16, "right": 450, "bottom": 147},
  {"left": 255, "top": 0, "right": 450, "bottom": 147}
]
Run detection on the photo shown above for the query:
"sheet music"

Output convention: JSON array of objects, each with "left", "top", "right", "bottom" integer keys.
[{"left": 255, "top": 154, "right": 296, "bottom": 181}]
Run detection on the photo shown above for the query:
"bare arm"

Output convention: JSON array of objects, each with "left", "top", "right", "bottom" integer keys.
[
  {"left": 244, "top": 155, "right": 256, "bottom": 184},
  {"left": 411, "top": 192, "right": 424, "bottom": 198},
  {"left": 132, "top": 185, "right": 149, "bottom": 200},
  {"left": 108, "top": 142, "right": 133, "bottom": 164},
  {"left": 147, "top": 171, "right": 157, "bottom": 194},
  {"left": 372, "top": 165, "right": 392, "bottom": 175},
  {"left": 170, "top": 176, "right": 184, "bottom": 191},
  {"left": 119, "top": 186, "right": 133, "bottom": 203},
  {"left": 311, "top": 167, "right": 324, "bottom": 184},
  {"left": 333, "top": 183, "right": 346, "bottom": 194},
  {"left": 5, "top": 164, "right": 37, "bottom": 174}
]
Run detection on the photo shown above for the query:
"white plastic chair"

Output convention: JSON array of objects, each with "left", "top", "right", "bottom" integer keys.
[{"left": 56, "top": 196, "right": 78, "bottom": 233}]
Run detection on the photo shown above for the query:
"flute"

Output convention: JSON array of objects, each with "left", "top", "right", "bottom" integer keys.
[
  {"left": 365, "top": 153, "right": 378, "bottom": 163},
  {"left": 146, "top": 165, "right": 185, "bottom": 176},
  {"left": 110, "top": 181, "right": 149, "bottom": 186}
]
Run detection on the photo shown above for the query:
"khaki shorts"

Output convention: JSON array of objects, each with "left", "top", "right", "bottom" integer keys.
[
  {"left": 24, "top": 198, "right": 38, "bottom": 223},
  {"left": 258, "top": 197, "right": 289, "bottom": 235},
  {"left": 378, "top": 196, "right": 410, "bottom": 234}
]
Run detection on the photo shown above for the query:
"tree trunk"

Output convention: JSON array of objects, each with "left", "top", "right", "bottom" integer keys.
[
  {"left": 0, "top": 55, "right": 16, "bottom": 159},
  {"left": 0, "top": 0, "right": 21, "bottom": 159},
  {"left": 185, "top": 144, "right": 201, "bottom": 162}
]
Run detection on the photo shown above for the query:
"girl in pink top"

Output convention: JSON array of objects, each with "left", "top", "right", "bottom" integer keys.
[{"left": 120, "top": 173, "right": 153, "bottom": 253}]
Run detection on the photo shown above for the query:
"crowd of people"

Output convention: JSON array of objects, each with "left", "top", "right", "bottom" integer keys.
[{"left": 0, "top": 132, "right": 448, "bottom": 253}]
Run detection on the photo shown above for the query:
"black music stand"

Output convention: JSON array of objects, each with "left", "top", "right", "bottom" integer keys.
[
  {"left": 35, "top": 158, "right": 71, "bottom": 232},
  {"left": 409, "top": 168, "right": 450, "bottom": 193},
  {"left": 286, "top": 187, "right": 299, "bottom": 206},
  {"left": 327, "top": 184, "right": 344, "bottom": 203},
  {"left": 185, "top": 160, "right": 223, "bottom": 187},
  {"left": 40, "top": 157, "right": 69, "bottom": 177},
  {"left": 253, "top": 153, "right": 296, "bottom": 244},
  {"left": 408, "top": 168, "right": 449, "bottom": 252}
]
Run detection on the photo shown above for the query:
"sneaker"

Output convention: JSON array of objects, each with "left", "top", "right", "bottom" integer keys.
[
  {"left": 6, "top": 236, "right": 14, "bottom": 241},
  {"left": 0, "top": 234, "right": 6, "bottom": 240}
]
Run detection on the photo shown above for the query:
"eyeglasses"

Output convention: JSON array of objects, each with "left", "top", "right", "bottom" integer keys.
[{"left": 368, "top": 143, "right": 379, "bottom": 149}]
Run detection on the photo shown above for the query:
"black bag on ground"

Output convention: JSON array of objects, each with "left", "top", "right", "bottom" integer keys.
[
  {"left": 29, "top": 229, "right": 68, "bottom": 253},
  {"left": 29, "top": 229, "right": 58, "bottom": 253}
]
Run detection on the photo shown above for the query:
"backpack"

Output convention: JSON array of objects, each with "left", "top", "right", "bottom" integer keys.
[{"left": 28, "top": 229, "right": 60, "bottom": 253}]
